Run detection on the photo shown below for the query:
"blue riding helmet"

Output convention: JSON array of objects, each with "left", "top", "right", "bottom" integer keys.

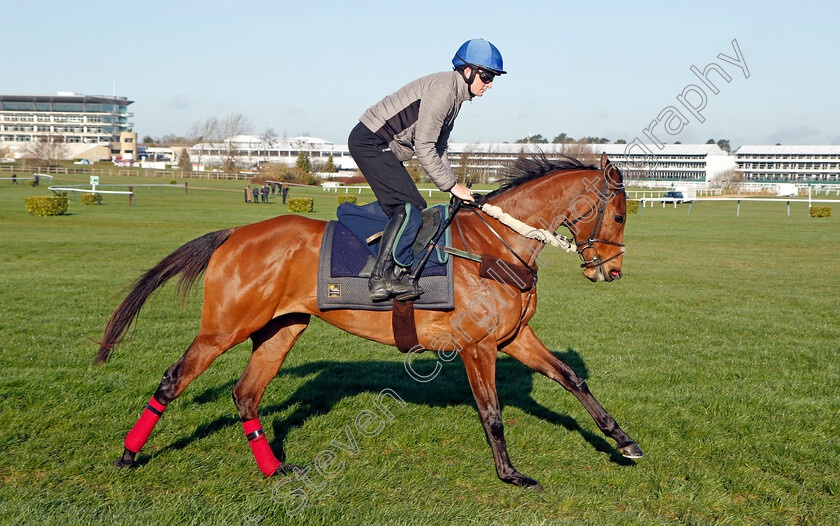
[{"left": 452, "top": 39, "right": 506, "bottom": 75}]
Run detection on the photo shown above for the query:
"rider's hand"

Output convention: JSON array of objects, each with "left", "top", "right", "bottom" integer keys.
[{"left": 450, "top": 183, "right": 474, "bottom": 202}]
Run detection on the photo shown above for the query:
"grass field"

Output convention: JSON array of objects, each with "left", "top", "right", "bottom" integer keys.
[{"left": 1, "top": 172, "right": 838, "bottom": 525}]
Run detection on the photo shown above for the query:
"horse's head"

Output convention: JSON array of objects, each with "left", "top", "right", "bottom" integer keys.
[{"left": 565, "top": 153, "right": 626, "bottom": 282}]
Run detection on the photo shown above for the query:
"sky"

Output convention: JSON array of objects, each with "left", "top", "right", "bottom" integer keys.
[{"left": 5, "top": 0, "right": 839, "bottom": 149}]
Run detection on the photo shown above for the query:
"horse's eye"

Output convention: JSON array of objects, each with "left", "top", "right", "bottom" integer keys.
[{"left": 614, "top": 215, "right": 625, "bottom": 224}]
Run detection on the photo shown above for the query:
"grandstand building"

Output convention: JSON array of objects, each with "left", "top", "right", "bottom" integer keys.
[
  {"left": 445, "top": 142, "right": 737, "bottom": 184},
  {"left": 735, "top": 145, "right": 840, "bottom": 183},
  {"left": 0, "top": 92, "right": 136, "bottom": 161},
  {"left": 188, "top": 137, "right": 738, "bottom": 184},
  {"left": 189, "top": 134, "right": 356, "bottom": 170}
]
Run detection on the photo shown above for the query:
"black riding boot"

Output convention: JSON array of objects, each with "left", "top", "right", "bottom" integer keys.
[
  {"left": 369, "top": 210, "right": 405, "bottom": 301},
  {"left": 369, "top": 209, "right": 425, "bottom": 301}
]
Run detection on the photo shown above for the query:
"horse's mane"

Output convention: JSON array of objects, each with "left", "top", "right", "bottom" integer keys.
[{"left": 475, "top": 154, "right": 597, "bottom": 204}]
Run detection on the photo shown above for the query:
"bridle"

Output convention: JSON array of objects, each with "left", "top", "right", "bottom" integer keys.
[{"left": 561, "top": 168, "right": 626, "bottom": 270}]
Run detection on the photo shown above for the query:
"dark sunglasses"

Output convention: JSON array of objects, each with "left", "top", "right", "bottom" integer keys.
[{"left": 476, "top": 69, "right": 496, "bottom": 83}]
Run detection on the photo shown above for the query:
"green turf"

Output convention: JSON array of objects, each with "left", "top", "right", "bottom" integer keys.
[{"left": 1, "top": 172, "right": 838, "bottom": 525}]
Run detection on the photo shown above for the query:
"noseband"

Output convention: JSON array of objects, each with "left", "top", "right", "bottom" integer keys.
[{"left": 562, "top": 170, "right": 626, "bottom": 269}]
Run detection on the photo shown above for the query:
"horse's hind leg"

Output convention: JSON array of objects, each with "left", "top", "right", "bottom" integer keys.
[
  {"left": 232, "top": 313, "right": 310, "bottom": 477},
  {"left": 460, "top": 338, "right": 544, "bottom": 491},
  {"left": 112, "top": 329, "right": 248, "bottom": 469},
  {"left": 500, "top": 325, "right": 643, "bottom": 458}
]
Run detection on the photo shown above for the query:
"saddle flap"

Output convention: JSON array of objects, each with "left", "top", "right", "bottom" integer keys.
[{"left": 412, "top": 206, "right": 442, "bottom": 254}]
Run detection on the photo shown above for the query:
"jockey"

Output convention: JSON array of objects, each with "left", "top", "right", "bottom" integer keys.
[{"left": 348, "top": 38, "right": 506, "bottom": 301}]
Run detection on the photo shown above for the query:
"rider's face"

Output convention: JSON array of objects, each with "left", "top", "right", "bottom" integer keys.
[{"left": 467, "top": 67, "right": 493, "bottom": 97}]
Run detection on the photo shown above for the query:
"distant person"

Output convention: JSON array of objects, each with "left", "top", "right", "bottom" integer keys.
[
  {"left": 245, "top": 185, "right": 251, "bottom": 203},
  {"left": 348, "top": 38, "right": 502, "bottom": 300},
  {"left": 271, "top": 183, "right": 276, "bottom": 195},
  {"left": 261, "top": 184, "right": 269, "bottom": 203},
  {"left": 32, "top": 173, "right": 40, "bottom": 186},
  {"left": 11, "top": 172, "right": 17, "bottom": 184},
  {"left": 281, "top": 185, "right": 289, "bottom": 204},
  {"left": 252, "top": 185, "right": 259, "bottom": 203}
]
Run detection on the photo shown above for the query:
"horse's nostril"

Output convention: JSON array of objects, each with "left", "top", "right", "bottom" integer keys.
[{"left": 609, "top": 269, "right": 622, "bottom": 280}]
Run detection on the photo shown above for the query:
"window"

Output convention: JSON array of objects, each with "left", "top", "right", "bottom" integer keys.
[
  {"left": 2, "top": 102, "right": 35, "bottom": 111},
  {"left": 53, "top": 103, "right": 84, "bottom": 112},
  {"left": 124, "top": 137, "right": 133, "bottom": 143}
]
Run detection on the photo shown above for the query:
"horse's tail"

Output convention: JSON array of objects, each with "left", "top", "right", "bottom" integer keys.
[{"left": 94, "top": 227, "right": 236, "bottom": 366}]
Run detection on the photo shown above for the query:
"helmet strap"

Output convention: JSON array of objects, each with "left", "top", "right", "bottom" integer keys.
[{"left": 457, "top": 65, "right": 477, "bottom": 86}]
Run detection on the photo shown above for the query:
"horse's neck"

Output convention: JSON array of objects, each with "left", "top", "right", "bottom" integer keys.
[
  {"left": 484, "top": 171, "right": 589, "bottom": 230},
  {"left": 453, "top": 170, "right": 595, "bottom": 265}
]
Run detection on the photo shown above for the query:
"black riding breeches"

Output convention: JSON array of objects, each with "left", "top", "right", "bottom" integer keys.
[{"left": 348, "top": 121, "right": 427, "bottom": 218}]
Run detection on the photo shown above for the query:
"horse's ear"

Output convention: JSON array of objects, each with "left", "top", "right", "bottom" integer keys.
[{"left": 600, "top": 152, "right": 609, "bottom": 170}]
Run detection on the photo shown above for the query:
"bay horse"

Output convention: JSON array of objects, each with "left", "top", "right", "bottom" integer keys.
[{"left": 96, "top": 153, "right": 643, "bottom": 491}]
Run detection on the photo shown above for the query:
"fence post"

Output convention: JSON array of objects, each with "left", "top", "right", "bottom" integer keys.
[
  {"left": 185, "top": 181, "right": 188, "bottom": 194},
  {"left": 129, "top": 186, "right": 134, "bottom": 207}
]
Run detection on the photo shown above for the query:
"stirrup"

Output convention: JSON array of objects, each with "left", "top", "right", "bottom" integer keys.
[
  {"left": 393, "top": 271, "right": 424, "bottom": 301},
  {"left": 388, "top": 267, "right": 422, "bottom": 297}
]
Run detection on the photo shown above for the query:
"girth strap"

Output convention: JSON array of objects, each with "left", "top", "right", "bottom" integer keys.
[{"left": 392, "top": 300, "right": 423, "bottom": 353}]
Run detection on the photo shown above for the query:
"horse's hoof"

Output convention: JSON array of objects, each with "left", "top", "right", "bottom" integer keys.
[
  {"left": 618, "top": 442, "right": 644, "bottom": 459},
  {"left": 273, "top": 463, "right": 304, "bottom": 476},
  {"left": 112, "top": 458, "right": 134, "bottom": 469},
  {"left": 506, "top": 472, "right": 544, "bottom": 491}
]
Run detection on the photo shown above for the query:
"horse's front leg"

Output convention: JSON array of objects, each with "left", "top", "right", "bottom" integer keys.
[
  {"left": 459, "top": 337, "right": 544, "bottom": 491},
  {"left": 500, "top": 325, "right": 643, "bottom": 459}
]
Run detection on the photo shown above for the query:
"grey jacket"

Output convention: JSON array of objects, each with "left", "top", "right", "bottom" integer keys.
[{"left": 359, "top": 70, "right": 472, "bottom": 192}]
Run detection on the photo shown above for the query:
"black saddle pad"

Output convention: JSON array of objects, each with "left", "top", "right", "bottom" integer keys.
[{"left": 317, "top": 221, "right": 454, "bottom": 311}]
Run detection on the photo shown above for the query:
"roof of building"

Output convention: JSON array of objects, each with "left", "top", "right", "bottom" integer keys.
[
  {"left": 736, "top": 145, "right": 840, "bottom": 154},
  {"left": 447, "top": 142, "right": 727, "bottom": 156},
  {"left": 0, "top": 93, "right": 133, "bottom": 105}
]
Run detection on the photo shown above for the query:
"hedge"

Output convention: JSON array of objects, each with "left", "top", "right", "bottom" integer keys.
[
  {"left": 627, "top": 199, "right": 640, "bottom": 214},
  {"left": 81, "top": 193, "right": 102, "bottom": 205},
  {"left": 25, "top": 196, "right": 69, "bottom": 216},
  {"left": 338, "top": 195, "right": 357, "bottom": 205},
  {"left": 810, "top": 206, "right": 832, "bottom": 218},
  {"left": 287, "top": 198, "right": 314, "bottom": 213}
]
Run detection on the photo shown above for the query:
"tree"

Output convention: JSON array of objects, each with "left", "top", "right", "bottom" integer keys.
[
  {"left": 560, "top": 141, "right": 599, "bottom": 166},
  {"left": 325, "top": 154, "right": 337, "bottom": 173},
  {"left": 614, "top": 139, "right": 627, "bottom": 144},
  {"left": 716, "top": 139, "right": 731, "bottom": 153},
  {"left": 578, "top": 136, "right": 610, "bottom": 144},
  {"left": 710, "top": 168, "right": 744, "bottom": 192},
  {"left": 178, "top": 148, "right": 192, "bottom": 175},
  {"left": 456, "top": 152, "right": 470, "bottom": 183},
  {"left": 259, "top": 127, "right": 278, "bottom": 166},
  {"left": 552, "top": 133, "right": 571, "bottom": 144},
  {"left": 706, "top": 139, "right": 716, "bottom": 144},
  {"left": 515, "top": 134, "right": 548, "bottom": 144},
  {"left": 156, "top": 134, "right": 190, "bottom": 145},
  {"left": 220, "top": 113, "right": 253, "bottom": 172},
  {"left": 296, "top": 151, "right": 312, "bottom": 173},
  {"left": 188, "top": 117, "right": 220, "bottom": 168},
  {"left": 24, "top": 135, "right": 67, "bottom": 167}
]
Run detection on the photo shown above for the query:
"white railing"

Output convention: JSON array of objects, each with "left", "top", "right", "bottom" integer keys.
[{"left": 637, "top": 196, "right": 839, "bottom": 216}]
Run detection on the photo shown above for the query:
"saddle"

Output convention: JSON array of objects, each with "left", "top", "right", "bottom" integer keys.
[
  {"left": 317, "top": 203, "right": 455, "bottom": 310},
  {"left": 322, "top": 200, "right": 539, "bottom": 353}
]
